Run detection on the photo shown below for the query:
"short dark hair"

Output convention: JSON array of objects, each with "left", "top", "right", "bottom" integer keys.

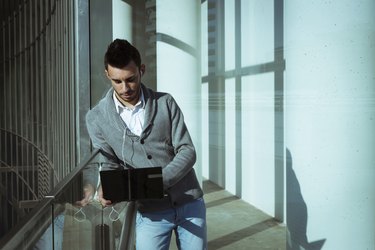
[{"left": 104, "top": 39, "right": 141, "bottom": 70}]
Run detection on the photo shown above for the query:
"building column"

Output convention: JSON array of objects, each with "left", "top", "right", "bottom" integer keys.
[{"left": 155, "top": 0, "right": 202, "bottom": 183}]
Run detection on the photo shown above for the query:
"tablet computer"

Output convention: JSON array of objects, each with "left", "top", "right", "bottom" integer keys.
[{"left": 100, "top": 167, "right": 164, "bottom": 202}]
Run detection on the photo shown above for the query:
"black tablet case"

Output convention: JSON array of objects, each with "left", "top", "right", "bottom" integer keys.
[{"left": 100, "top": 167, "right": 164, "bottom": 202}]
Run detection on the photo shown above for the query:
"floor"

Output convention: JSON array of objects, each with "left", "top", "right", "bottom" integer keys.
[{"left": 170, "top": 180, "right": 287, "bottom": 250}]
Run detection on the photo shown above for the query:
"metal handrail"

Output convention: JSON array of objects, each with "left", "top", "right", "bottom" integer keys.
[
  {"left": 0, "top": 148, "right": 137, "bottom": 250},
  {"left": 0, "top": 149, "right": 101, "bottom": 249}
]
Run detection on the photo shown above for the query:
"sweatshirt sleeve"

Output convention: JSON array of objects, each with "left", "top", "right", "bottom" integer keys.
[
  {"left": 83, "top": 109, "right": 120, "bottom": 187},
  {"left": 162, "top": 96, "right": 197, "bottom": 189}
]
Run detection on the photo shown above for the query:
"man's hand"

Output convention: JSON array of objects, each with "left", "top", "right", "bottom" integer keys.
[
  {"left": 98, "top": 185, "right": 112, "bottom": 207},
  {"left": 75, "top": 184, "right": 95, "bottom": 207}
]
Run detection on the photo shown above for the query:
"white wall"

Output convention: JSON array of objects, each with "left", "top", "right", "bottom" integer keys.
[
  {"left": 285, "top": 1, "right": 375, "bottom": 249},
  {"left": 201, "top": 1, "right": 209, "bottom": 179},
  {"left": 241, "top": 73, "right": 275, "bottom": 216},
  {"left": 225, "top": 78, "right": 236, "bottom": 194},
  {"left": 240, "top": 0, "right": 275, "bottom": 217}
]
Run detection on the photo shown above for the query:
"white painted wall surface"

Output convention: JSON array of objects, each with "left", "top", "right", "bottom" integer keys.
[{"left": 285, "top": 1, "right": 375, "bottom": 249}]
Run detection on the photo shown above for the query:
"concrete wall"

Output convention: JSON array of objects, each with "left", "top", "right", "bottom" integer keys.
[{"left": 285, "top": 1, "right": 375, "bottom": 249}]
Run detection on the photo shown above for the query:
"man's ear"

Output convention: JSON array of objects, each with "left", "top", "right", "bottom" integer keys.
[
  {"left": 140, "top": 64, "right": 146, "bottom": 76},
  {"left": 105, "top": 70, "right": 110, "bottom": 79}
]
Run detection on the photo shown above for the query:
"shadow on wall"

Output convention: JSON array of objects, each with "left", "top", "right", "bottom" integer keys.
[{"left": 286, "top": 148, "right": 326, "bottom": 250}]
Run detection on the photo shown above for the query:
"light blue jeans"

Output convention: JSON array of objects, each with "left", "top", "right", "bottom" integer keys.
[
  {"left": 136, "top": 198, "right": 207, "bottom": 250},
  {"left": 33, "top": 214, "right": 65, "bottom": 250}
]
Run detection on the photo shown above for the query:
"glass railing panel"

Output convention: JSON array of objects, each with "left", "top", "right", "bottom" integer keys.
[
  {"left": 31, "top": 203, "right": 65, "bottom": 250},
  {"left": 0, "top": 150, "right": 137, "bottom": 250},
  {"left": 0, "top": 198, "right": 54, "bottom": 250},
  {"left": 61, "top": 200, "right": 132, "bottom": 250}
]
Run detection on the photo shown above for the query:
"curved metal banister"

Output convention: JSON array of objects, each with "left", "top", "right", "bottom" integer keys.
[
  {"left": 0, "top": 128, "right": 58, "bottom": 183},
  {"left": 0, "top": 128, "right": 53, "bottom": 167},
  {"left": 0, "top": 128, "right": 59, "bottom": 195},
  {"left": 0, "top": 128, "right": 56, "bottom": 230},
  {"left": 0, "top": 159, "right": 39, "bottom": 200}
]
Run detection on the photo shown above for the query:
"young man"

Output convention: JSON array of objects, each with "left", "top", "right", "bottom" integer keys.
[{"left": 85, "top": 39, "right": 207, "bottom": 250}]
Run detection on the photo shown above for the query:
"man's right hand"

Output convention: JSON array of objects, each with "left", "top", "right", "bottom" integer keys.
[{"left": 75, "top": 184, "right": 95, "bottom": 207}]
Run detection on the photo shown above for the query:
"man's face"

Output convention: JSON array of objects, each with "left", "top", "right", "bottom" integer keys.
[{"left": 105, "top": 61, "right": 145, "bottom": 106}]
